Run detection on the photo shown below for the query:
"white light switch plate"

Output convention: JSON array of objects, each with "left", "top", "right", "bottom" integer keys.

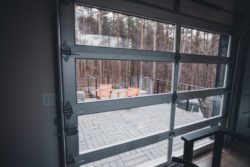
[{"left": 42, "top": 93, "right": 55, "bottom": 106}]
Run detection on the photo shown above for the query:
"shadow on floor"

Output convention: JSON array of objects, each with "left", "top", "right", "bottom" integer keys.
[{"left": 193, "top": 140, "right": 250, "bottom": 167}]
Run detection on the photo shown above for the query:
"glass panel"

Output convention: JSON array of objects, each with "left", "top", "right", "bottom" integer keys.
[
  {"left": 75, "top": 5, "right": 175, "bottom": 52},
  {"left": 78, "top": 103, "right": 170, "bottom": 154},
  {"left": 178, "top": 63, "right": 226, "bottom": 91},
  {"left": 80, "top": 140, "right": 168, "bottom": 167},
  {"left": 218, "top": 35, "right": 230, "bottom": 57},
  {"left": 76, "top": 59, "right": 172, "bottom": 103},
  {"left": 175, "top": 95, "right": 222, "bottom": 127},
  {"left": 180, "top": 27, "right": 229, "bottom": 57}
]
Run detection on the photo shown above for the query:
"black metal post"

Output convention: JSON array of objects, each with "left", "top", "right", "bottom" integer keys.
[
  {"left": 95, "top": 78, "right": 98, "bottom": 97},
  {"left": 87, "top": 76, "right": 90, "bottom": 92},
  {"left": 137, "top": 76, "right": 140, "bottom": 88},
  {"left": 107, "top": 75, "right": 110, "bottom": 84},
  {"left": 186, "top": 86, "right": 191, "bottom": 111},
  {"left": 156, "top": 80, "right": 160, "bottom": 94},
  {"left": 130, "top": 77, "right": 132, "bottom": 87},
  {"left": 183, "top": 141, "right": 194, "bottom": 167},
  {"left": 125, "top": 75, "right": 127, "bottom": 88},
  {"left": 212, "top": 131, "right": 225, "bottom": 167}
]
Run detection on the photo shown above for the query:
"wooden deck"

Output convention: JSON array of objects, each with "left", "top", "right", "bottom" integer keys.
[
  {"left": 79, "top": 103, "right": 212, "bottom": 167},
  {"left": 87, "top": 89, "right": 148, "bottom": 101}
]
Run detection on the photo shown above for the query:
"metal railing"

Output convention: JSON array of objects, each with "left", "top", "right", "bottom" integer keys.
[{"left": 82, "top": 75, "right": 207, "bottom": 98}]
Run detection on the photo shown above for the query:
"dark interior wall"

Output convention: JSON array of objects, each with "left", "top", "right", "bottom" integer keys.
[
  {"left": 227, "top": 0, "right": 250, "bottom": 136},
  {"left": 2, "top": 0, "right": 60, "bottom": 167}
]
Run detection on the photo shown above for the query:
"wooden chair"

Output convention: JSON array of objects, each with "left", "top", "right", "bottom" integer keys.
[
  {"left": 125, "top": 87, "right": 139, "bottom": 97},
  {"left": 96, "top": 84, "right": 112, "bottom": 99}
]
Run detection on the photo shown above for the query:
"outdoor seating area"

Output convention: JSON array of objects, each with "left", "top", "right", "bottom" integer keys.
[
  {"left": 77, "top": 77, "right": 152, "bottom": 102},
  {"left": 76, "top": 75, "right": 206, "bottom": 103},
  {"left": 96, "top": 84, "right": 139, "bottom": 100}
]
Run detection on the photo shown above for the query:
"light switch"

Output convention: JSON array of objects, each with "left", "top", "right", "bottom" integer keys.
[{"left": 42, "top": 93, "right": 55, "bottom": 106}]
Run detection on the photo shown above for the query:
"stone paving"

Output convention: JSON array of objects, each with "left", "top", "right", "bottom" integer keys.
[{"left": 79, "top": 103, "right": 209, "bottom": 167}]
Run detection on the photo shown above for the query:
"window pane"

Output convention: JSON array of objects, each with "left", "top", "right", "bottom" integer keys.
[
  {"left": 178, "top": 63, "right": 226, "bottom": 91},
  {"left": 76, "top": 59, "right": 172, "bottom": 103},
  {"left": 175, "top": 95, "right": 222, "bottom": 127},
  {"left": 75, "top": 5, "right": 175, "bottom": 52},
  {"left": 180, "top": 27, "right": 229, "bottom": 56},
  {"left": 78, "top": 103, "right": 170, "bottom": 153},
  {"left": 80, "top": 140, "right": 168, "bottom": 167}
]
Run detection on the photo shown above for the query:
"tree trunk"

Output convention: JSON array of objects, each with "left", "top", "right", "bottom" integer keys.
[
  {"left": 98, "top": 11, "right": 103, "bottom": 80},
  {"left": 152, "top": 23, "right": 158, "bottom": 79},
  {"left": 139, "top": 19, "right": 145, "bottom": 78}
]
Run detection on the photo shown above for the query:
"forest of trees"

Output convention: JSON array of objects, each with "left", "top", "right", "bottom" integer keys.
[
  {"left": 75, "top": 5, "right": 225, "bottom": 93},
  {"left": 74, "top": 5, "right": 227, "bottom": 117}
]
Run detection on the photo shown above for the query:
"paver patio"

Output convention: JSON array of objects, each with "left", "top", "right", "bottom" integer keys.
[{"left": 79, "top": 103, "right": 211, "bottom": 167}]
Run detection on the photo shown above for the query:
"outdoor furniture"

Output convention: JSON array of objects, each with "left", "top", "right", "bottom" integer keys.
[
  {"left": 115, "top": 91, "right": 122, "bottom": 98},
  {"left": 96, "top": 84, "right": 113, "bottom": 99},
  {"left": 125, "top": 87, "right": 139, "bottom": 97}
]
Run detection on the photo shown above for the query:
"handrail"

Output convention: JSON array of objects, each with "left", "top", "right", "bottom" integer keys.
[{"left": 84, "top": 75, "right": 210, "bottom": 98}]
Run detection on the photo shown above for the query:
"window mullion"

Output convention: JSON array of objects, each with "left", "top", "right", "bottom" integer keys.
[
  {"left": 71, "top": 45, "right": 175, "bottom": 62},
  {"left": 167, "top": 24, "right": 181, "bottom": 164}
]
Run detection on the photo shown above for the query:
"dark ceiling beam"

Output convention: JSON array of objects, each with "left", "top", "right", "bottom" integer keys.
[
  {"left": 190, "top": 0, "right": 234, "bottom": 14},
  {"left": 125, "top": 0, "right": 232, "bottom": 28}
]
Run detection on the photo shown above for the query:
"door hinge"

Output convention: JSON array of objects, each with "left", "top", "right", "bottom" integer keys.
[
  {"left": 65, "top": 125, "right": 78, "bottom": 136},
  {"left": 172, "top": 91, "right": 178, "bottom": 103},
  {"left": 174, "top": 50, "right": 181, "bottom": 64},
  {"left": 169, "top": 131, "right": 175, "bottom": 138},
  {"left": 61, "top": 41, "right": 79, "bottom": 62},
  {"left": 64, "top": 101, "right": 73, "bottom": 119},
  {"left": 61, "top": 41, "right": 72, "bottom": 62}
]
